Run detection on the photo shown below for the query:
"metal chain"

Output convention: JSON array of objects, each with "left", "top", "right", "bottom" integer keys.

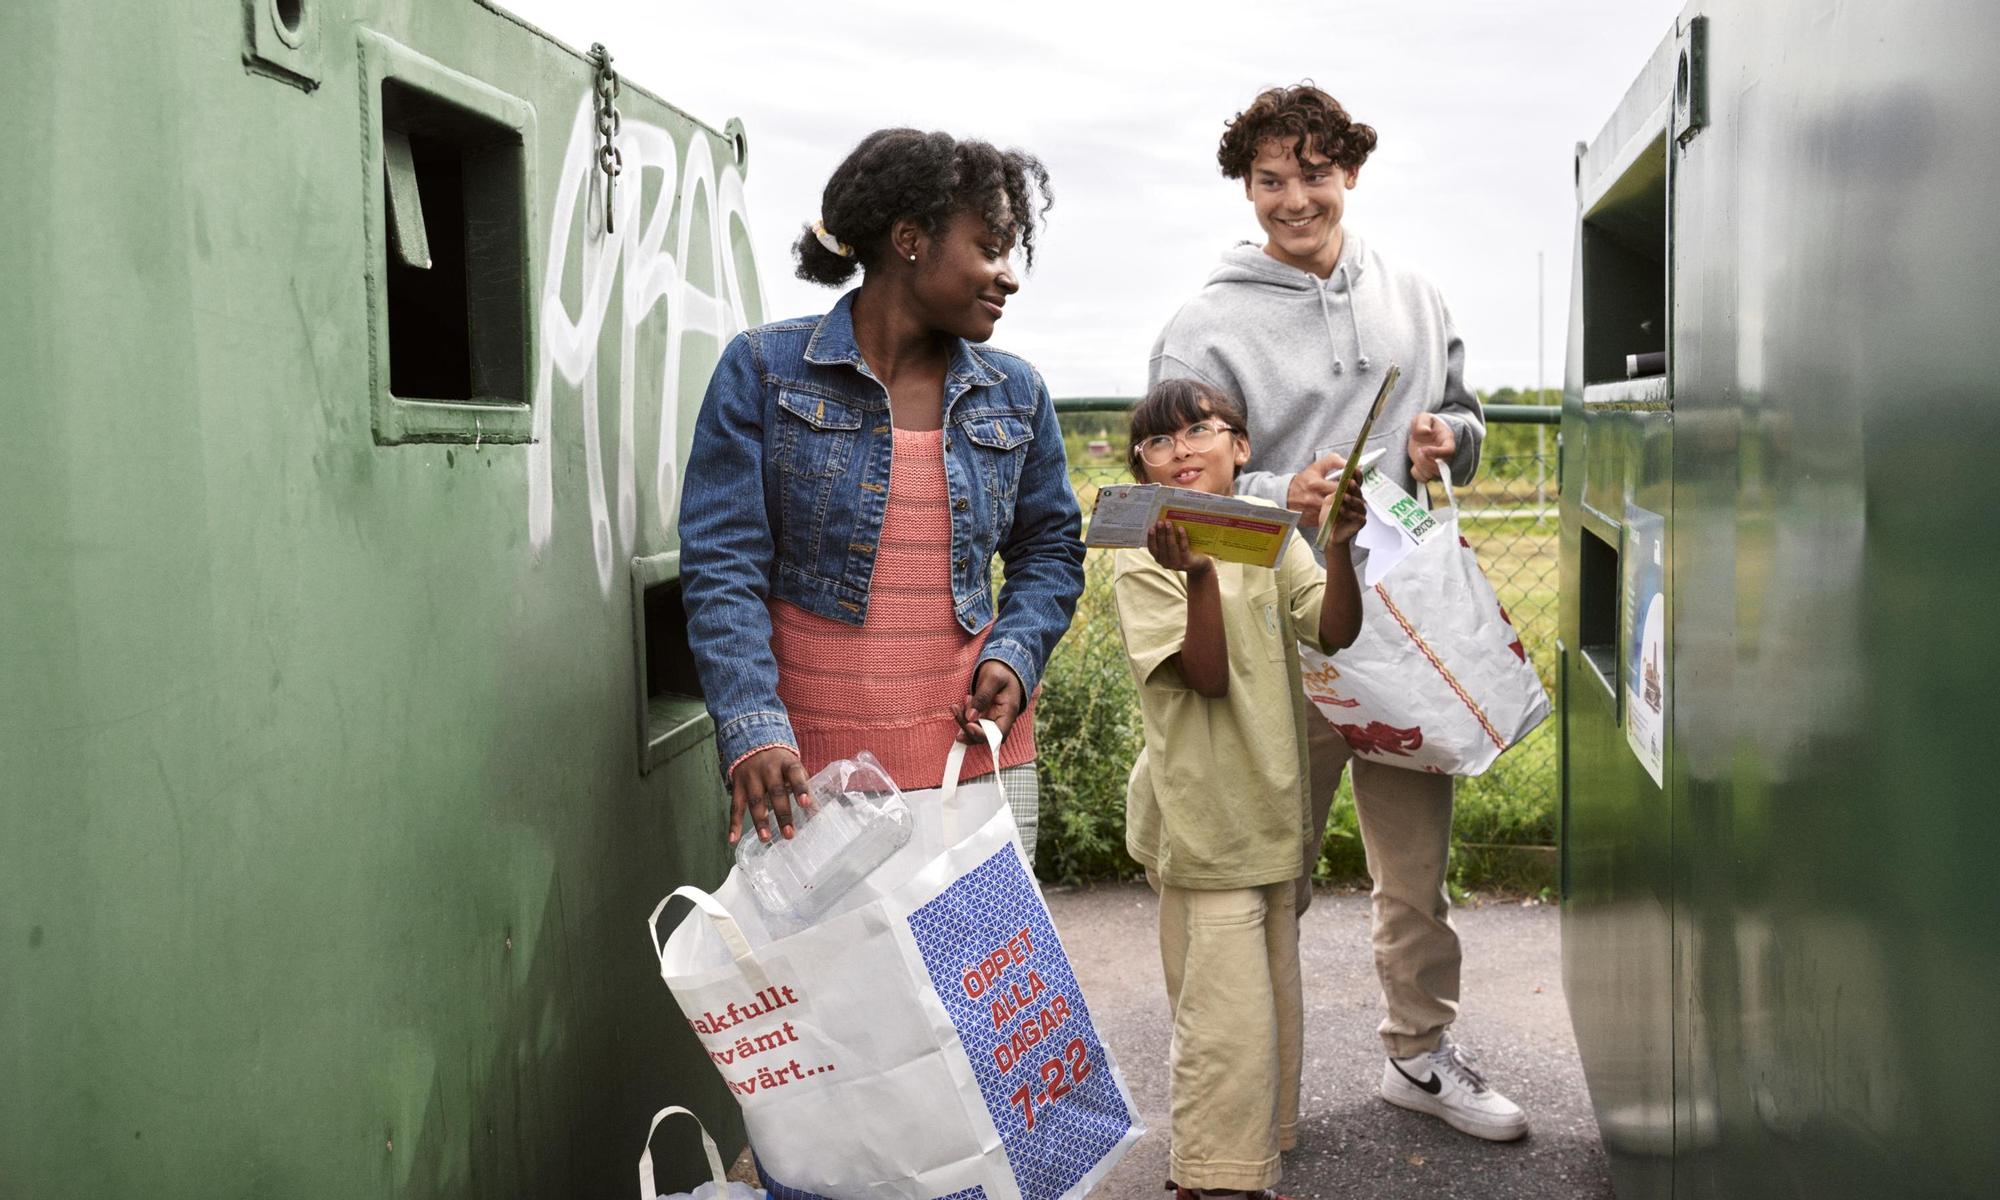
[{"left": 588, "top": 42, "right": 623, "bottom": 234}]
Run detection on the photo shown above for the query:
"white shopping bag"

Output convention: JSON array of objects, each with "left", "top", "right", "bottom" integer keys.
[
  {"left": 651, "top": 723, "right": 1142, "bottom": 1200},
  {"left": 1300, "top": 465, "right": 1550, "bottom": 776},
  {"left": 638, "top": 1105, "right": 767, "bottom": 1200}
]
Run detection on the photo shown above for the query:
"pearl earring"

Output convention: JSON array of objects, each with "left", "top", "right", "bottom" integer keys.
[{"left": 907, "top": 254, "right": 917, "bottom": 262}]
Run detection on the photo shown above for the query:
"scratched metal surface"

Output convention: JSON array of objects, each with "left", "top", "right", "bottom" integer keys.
[
  {"left": 1561, "top": 3, "right": 2000, "bottom": 1198},
  {"left": 0, "top": 2, "right": 763, "bottom": 1194}
]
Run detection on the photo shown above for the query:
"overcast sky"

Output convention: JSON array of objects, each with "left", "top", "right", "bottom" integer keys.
[{"left": 501, "top": 0, "right": 1685, "bottom": 395}]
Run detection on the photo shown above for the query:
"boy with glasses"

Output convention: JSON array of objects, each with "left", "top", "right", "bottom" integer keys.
[{"left": 1115, "top": 378, "right": 1367, "bottom": 1197}]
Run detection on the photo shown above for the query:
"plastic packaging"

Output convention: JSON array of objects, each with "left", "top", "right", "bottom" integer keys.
[{"left": 734, "top": 752, "right": 913, "bottom": 927}]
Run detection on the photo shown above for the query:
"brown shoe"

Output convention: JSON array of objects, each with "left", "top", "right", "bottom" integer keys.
[{"left": 1165, "top": 1183, "right": 1296, "bottom": 1200}]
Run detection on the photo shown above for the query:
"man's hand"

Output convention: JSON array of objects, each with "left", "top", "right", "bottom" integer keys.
[
  {"left": 1286, "top": 449, "right": 1347, "bottom": 530},
  {"left": 729, "top": 746, "right": 812, "bottom": 845},
  {"left": 1408, "top": 412, "right": 1457, "bottom": 483},
  {"left": 956, "top": 659, "right": 1025, "bottom": 743}
]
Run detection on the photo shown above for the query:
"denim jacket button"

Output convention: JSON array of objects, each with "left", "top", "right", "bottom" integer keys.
[
  {"left": 954, "top": 556, "right": 969, "bottom": 570},
  {"left": 953, "top": 496, "right": 969, "bottom": 513}
]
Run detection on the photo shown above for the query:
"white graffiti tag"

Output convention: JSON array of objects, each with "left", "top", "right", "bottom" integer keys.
[{"left": 528, "top": 95, "right": 762, "bottom": 593}]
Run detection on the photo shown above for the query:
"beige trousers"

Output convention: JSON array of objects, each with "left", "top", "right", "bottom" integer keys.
[
  {"left": 1149, "top": 872, "right": 1302, "bottom": 1192},
  {"left": 1298, "top": 713, "right": 1460, "bottom": 1058}
]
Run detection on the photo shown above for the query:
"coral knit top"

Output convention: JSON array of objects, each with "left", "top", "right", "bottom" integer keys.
[{"left": 766, "top": 427, "right": 1035, "bottom": 790}]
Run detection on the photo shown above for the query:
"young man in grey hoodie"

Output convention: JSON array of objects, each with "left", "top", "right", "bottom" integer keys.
[{"left": 1148, "top": 83, "right": 1527, "bottom": 1143}]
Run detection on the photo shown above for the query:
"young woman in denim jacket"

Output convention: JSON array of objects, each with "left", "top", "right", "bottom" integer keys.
[{"left": 680, "top": 129, "right": 1085, "bottom": 856}]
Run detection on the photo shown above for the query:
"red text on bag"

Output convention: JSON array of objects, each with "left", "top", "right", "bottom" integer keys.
[{"left": 960, "top": 928, "right": 1034, "bottom": 998}]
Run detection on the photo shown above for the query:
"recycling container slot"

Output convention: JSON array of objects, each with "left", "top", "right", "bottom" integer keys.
[
  {"left": 379, "top": 77, "right": 527, "bottom": 405},
  {"left": 632, "top": 554, "right": 713, "bottom": 773},
  {"left": 643, "top": 578, "right": 703, "bottom": 700},
  {"left": 1578, "top": 524, "right": 1620, "bottom": 700},
  {"left": 1580, "top": 131, "right": 1667, "bottom": 388}
]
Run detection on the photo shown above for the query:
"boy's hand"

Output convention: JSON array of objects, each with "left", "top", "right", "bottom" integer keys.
[
  {"left": 1325, "top": 486, "right": 1368, "bottom": 546},
  {"left": 1146, "top": 519, "right": 1214, "bottom": 578}
]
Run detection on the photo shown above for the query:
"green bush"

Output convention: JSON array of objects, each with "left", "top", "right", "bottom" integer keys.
[{"left": 1032, "top": 586, "right": 1145, "bottom": 885}]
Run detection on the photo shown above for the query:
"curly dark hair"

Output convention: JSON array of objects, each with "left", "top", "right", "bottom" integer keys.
[
  {"left": 794, "top": 128, "right": 1054, "bottom": 287},
  {"left": 1127, "top": 378, "right": 1249, "bottom": 483},
  {"left": 1217, "top": 83, "right": 1378, "bottom": 179}
]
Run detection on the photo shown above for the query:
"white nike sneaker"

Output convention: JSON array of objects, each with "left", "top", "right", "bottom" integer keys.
[{"left": 1380, "top": 1040, "right": 1529, "bottom": 1141}]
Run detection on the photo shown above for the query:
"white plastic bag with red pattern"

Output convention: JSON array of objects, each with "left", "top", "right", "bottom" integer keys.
[{"left": 1298, "top": 464, "right": 1550, "bottom": 776}]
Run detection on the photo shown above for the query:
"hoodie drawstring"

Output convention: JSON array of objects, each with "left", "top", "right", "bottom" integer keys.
[
  {"left": 1315, "top": 285, "right": 1346, "bottom": 375},
  {"left": 1315, "top": 267, "right": 1371, "bottom": 375},
  {"left": 1338, "top": 264, "right": 1371, "bottom": 371}
]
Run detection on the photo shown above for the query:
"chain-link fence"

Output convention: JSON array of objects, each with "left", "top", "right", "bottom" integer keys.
[{"left": 1032, "top": 402, "right": 1561, "bottom": 895}]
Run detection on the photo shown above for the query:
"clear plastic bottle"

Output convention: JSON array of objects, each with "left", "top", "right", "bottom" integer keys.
[{"left": 734, "top": 751, "right": 913, "bottom": 928}]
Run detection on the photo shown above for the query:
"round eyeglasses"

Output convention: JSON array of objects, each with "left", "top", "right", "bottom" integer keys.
[{"left": 1137, "top": 421, "right": 1235, "bottom": 467}]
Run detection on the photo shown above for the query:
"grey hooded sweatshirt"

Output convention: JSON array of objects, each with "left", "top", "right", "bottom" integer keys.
[{"left": 1148, "top": 234, "right": 1483, "bottom": 505}]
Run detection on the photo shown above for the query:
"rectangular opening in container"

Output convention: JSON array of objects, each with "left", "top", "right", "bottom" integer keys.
[
  {"left": 633, "top": 563, "right": 713, "bottom": 774},
  {"left": 643, "top": 579, "right": 703, "bottom": 702},
  {"left": 1580, "top": 133, "right": 1667, "bottom": 388},
  {"left": 380, "top": 78, "right": 526, "bottom": 405},
  {"left": 1578, "top": 524, "right": 1620, "bottom": 693}
]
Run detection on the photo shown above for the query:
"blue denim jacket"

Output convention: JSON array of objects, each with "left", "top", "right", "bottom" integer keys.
[{"left": 679, "top": 292, "right": 1086, "bottom": 774}]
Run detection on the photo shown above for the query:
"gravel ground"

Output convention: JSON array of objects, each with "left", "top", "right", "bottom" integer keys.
[{"left": 1047, "top": 881, "right": 1612, "bottom": 1200}]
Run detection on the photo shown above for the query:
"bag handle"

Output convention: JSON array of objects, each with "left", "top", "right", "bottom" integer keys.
[
  {"left": 1411, "top": 461, "right": 1458, "bottom": 521},
  {"left": 637, "top": 1105, "right": 729, "bottom": 1200},
  {"left": 938, "top": 718, "right": 1005, "bottom": 808},
  {"left": 649, "top": 885, "right": 771, "bottom": 990}
]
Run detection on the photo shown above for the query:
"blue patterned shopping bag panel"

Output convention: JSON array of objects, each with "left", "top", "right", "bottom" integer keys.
[
  {"left": 754, "top": 1159, "right": 833, "bottom": 1200},
  {"left": 755, "top": 1158, "right": 986, "bottom": 1200},
  {"left": 907, "top": 848, "right": 1133, "bottom": 1200}
]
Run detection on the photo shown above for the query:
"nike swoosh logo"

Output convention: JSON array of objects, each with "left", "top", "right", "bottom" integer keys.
[{"left": 1392, "top": 1060, "right": 1443, "bottom": 1095}]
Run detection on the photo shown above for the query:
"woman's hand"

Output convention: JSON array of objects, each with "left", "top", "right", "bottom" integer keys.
[
  {"left": 1145, "top": 519, "right": 1215, "bottom": 579},
  {"left": 1324, "top": 485, "right": 1368, "bottom": 546},
  {"left": 729, "top": 746, "right": 813, "bottom": 845},
  {"left": 956, "top": 660, "right": 1025, "bottom": 743}
]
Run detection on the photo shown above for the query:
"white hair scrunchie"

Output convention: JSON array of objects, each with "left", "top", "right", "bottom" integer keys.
[{"left": 812, "top": 219, "right": 854, "bottom": 259}]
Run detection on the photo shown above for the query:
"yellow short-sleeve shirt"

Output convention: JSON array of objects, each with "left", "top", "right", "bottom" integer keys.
[{"left": 1112, "top": 508, "right": 1339, "bottom": 890}]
